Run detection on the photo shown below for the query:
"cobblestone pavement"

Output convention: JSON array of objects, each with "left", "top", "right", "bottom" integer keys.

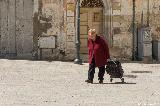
[{"left": 0, "top": 59, "right": 160, "bottom": 106}]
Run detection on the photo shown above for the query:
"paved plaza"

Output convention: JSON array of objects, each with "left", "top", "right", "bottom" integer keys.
[{"left": 0, "top": 59, "right": 160, "bottom": 106}]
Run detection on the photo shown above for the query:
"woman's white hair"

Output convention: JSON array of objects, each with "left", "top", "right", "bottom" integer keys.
[{"left": 88, "top": 29, "right": 96, "bottom": 33}]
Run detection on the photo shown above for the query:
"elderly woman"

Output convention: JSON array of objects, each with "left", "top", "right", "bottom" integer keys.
[{"left": 85, "top": 29, "right": 110, "bottom": 84}]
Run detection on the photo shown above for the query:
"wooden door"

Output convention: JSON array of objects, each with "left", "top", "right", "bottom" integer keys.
[
  {"left": 80, "top": 7, "right": 103, "bottom": 54},
  {"left": 0, "top": 0, "right": 17, "bottom": 56},
  {"left": 0, "top": 0, "right": 33, "bottom": 58}
]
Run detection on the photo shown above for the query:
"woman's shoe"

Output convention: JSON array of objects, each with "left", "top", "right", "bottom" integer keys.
[
  {"left": 85, "top": 79, "right": 93, "bottom": 83},
  {"left": 99, "top": 80, "right": 103, "bottom": 84}
]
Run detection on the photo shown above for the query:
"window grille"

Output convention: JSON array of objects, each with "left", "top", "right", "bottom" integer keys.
[{"left": 81, "top": 0, "right": 104, "bottom": 7}]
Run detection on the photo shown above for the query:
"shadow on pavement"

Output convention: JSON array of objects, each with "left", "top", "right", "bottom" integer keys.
[
  {"left": 131, "top": 71, "right": 152, "bottom": 73},
  {"left": 123, "top": 74, "right": 137, "bottom": 78},
  {"left": 92, "top": 82, "right": 136, "bottom": 85},
  {"left": 0, "top": 58, "right": 87, "bottom": 65}
]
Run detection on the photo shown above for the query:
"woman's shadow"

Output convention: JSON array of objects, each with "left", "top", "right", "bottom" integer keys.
[
  {"left": 92, "top": 82, "right": 136, "bottom": 84},
  {"left": 92, "top": 74, "right": 137, "bottom": 84}
]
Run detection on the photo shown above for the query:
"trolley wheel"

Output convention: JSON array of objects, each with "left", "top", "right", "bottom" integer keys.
[
  {"left": 121, "top": 78, "right": 124, "bottom": 83},
  {"left": 110, "top": 78, "right": 113, "bottom": 82}
]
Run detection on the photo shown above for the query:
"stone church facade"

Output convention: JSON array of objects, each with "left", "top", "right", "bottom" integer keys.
[{"left": 0, "top": 0, "right": 160, "bottom": 61}]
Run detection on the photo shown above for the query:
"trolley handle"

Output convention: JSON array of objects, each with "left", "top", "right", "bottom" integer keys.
[{"left": 107, "top": 58, "right": 117, "bottom": 65}]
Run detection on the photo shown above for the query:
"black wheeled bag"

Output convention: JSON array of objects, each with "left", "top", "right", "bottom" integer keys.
[{"left": 106, "top": 60, "right": 124, "bottom": 82}]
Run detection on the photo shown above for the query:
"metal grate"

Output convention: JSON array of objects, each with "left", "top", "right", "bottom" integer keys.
[{"left": 81, "top": 0, "right": 104, "bottom": 7}]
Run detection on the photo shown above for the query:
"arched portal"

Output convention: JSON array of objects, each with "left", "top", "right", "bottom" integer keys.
[{"left": 79, "top": 0, "right": 112, "bottom": 56}]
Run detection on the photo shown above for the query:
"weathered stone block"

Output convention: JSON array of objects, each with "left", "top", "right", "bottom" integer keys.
[
  {"left": 66, "top": 35, "right": 75, "bottom": 42},
  {"left": 113, "top": 27, "right": 121, "bottom": 34},
  {"left": 113, "top": 34, "right": 122, "bottom": 47},
  {"left": 67, "top": 17, "right": 75, "bottom": 23},
  {"left": 67, "top": 0, "right": 75, "bottom": 3},
  {"left": 67, "top": 23, "right": 75, "bottom": 35},
  {"left": 113, "top": 10, "right": 121, "bottom": 15},
  {"left": 113, "top": 22, "right": 121, "bottom": 27},
  {"left": 65, "top": 49, "right": 76, "bottom": 55},
  {"left": 112, "top": 0, "right": 121, "bottom": 3},
  {"left": 66, "top": 41, "right": 75, "bottom": 49},
  {"left": 112, "top": 15, "right": 123, "bottom": 22},
  {"left": 112, "top": 3, "right": 121, "bottom": 10},
  {"left": 41, "top": 49, "right": 53, "bottom": 56}
]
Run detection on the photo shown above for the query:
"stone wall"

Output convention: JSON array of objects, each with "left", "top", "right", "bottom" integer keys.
[
  {"left": 0, "top": 0, "right": 159, "bottom": 61},
  {"left": 33, "top": 0, "right": 76, "bottom": 61},
  {"left": 35, "top": 0, "right": 160, "bottom": 61},
  {"left": 150, "top": 0, "right": 160, "bottom": 40},
  {"left": 110, "top": 0, "right": 160, "bottom": 60},
  {"left": 111, "top": 0, "right": 133, "bottom": 60}
]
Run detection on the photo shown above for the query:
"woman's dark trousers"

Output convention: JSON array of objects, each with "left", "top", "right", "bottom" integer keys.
[{"left": 88, "top": 58, "right": 105, "bottom": 81}]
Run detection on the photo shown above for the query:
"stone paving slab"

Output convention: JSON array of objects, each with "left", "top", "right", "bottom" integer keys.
[{"left": 0, "top": 59, "right": 160, "bottom": 106}]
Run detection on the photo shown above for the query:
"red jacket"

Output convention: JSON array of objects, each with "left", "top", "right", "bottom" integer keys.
[{"left": 88, "top": 36, "right": 110, "bottom": 67}]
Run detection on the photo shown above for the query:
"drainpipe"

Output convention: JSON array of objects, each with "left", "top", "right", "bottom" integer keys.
[
  {"left": 132, "top": 0, "right": 136, "bottom": 61},
  {"left": 74, "top": 0, "right": 82, "bottom": 64},
  {"left": 147, "top": 0, "right": 150, "bottom": 27}
]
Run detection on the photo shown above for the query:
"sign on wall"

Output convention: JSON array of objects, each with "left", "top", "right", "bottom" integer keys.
[
  {"left": 38, "top": 36, "right": 56, "bottom": 48},
  {"left": 67, "top": 3, "right": 75, "bottom": 16}
]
